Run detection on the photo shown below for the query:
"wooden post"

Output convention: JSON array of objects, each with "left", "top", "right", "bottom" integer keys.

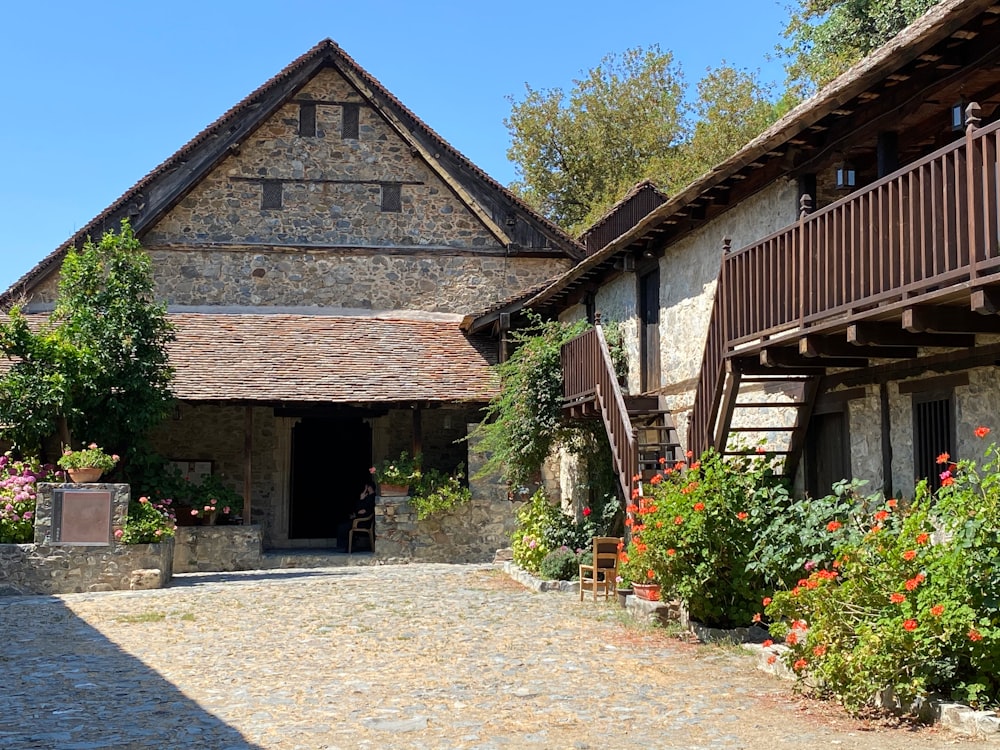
[
  {"left": 798, "top": 193, "right": 813, "bottom": 325},
  {"left": 966, "top": 102, "right": 982, "bottom": 281},
  {"left": 244, "top": 406, "right": 253, "bottom": 525},
  {"left": 412, "top": 407, "right": 422, "bottom": 459}
]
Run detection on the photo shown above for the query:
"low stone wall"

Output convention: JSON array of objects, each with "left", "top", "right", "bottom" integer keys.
[
  {"left": 0, "top": 482, "right": 175, "bottom": 596},
  {"left": 0, "top": 540, "right": 174, "bottom": 596},
  {"left": 173, "top": 525, "right": 263, "bottom": 573}
]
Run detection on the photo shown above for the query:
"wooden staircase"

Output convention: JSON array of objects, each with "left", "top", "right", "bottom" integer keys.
[{"left": 562, "top": 326, "right": 682, "bottom": 499}]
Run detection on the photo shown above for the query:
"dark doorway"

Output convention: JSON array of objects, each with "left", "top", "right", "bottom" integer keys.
[
  {"left": 804, "top": 410, "right": 850, "bottom": 499},
  {"left": 289, "top": 416, "right": 371, "bottom": 539},
  {"left": 639, "top": 268, "right": 660, "bottom": 393}
]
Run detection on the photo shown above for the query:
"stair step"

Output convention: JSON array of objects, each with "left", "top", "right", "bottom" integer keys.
[{"left": 734, "top": 401, "right": 809, "bottom": 408}]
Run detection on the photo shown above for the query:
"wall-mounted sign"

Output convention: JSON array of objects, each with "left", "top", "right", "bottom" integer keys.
[{"left": 52, "top": 489, "right": 113, "bottom": 545}]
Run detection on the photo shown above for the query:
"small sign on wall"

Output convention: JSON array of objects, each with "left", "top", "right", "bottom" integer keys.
[{"left": 52, "top": 489, "right": 113, "bottom": 545}]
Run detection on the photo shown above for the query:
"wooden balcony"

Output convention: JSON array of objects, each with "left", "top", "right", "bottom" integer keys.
[{"left": 691, "top": 105, "right": 1000, "bottom": 458}]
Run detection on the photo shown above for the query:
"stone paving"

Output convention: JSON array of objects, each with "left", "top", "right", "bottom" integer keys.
[{"left": 0, "top": 562, "right": 993, "bottom": 749}]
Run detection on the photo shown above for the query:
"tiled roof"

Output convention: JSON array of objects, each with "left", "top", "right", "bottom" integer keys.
[
  {"left": 0, "top": 311, "right": 499, "bottom": 404},
  {"left": 168, "top": 312, "right": 498, "bottom": 403}
]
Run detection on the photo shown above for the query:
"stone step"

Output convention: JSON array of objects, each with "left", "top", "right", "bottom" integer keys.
[{"left": 260, "top": 550, "right": 375, "bottom": 569}]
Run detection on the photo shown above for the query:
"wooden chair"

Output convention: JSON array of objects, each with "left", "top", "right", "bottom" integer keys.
[
  {"left": 579, "top": 536, "right": 622, "bottom": 601},
  {"left": 348, "top": 515, "right": 375, "bottom": 553}
]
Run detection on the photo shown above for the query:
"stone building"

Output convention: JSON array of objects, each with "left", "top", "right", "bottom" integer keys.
[
  {"left": 467, "top": 0, "right": 1000, "bottom": 502},
  {"left": 2, "top": 40, "right": 583, "bottom": 557}
]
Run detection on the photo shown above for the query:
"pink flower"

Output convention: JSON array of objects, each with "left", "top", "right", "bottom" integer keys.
[
  {"left": 369, "top": 466, "right": 377, "bottom": 474},
  {"left": 114, "top": 529, "right": 123, "bottom": 539},
  {"left": 223, "top": 507, "right": 231, "bottom": 514},
  {"left": 139, "top": 497, "right": 149, "bottom": 504},
  {"left": 154, "top": 529, "right": 162, "bottom": 536},
  {"left": 88, "top": 443, "right": 98, "bottom": 450},
  {"left": 191, "top": 509, "right": 199, "bottom": 516},
  {"left": 111, "top": 455, "right": 120, "bottom": 462},
  {"left": 203, "top": 505, "right": 213, "bottom": 512}
]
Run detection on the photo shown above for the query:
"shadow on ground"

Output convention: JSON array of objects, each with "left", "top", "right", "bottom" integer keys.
[{"left": 0, "top": 595, "right": 263, "bottom": 748}]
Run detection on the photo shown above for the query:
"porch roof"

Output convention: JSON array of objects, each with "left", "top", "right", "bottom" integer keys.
[{"left": 168, "top": 311, "right": 498, "bottom": 404}]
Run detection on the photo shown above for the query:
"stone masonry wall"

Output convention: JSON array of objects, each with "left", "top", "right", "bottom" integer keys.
[
  {"left": 0, "top": 483, "right": 173, "bottom": 596},
  {"left": 173, "top": 526, "right": 263, "bottom": 573},
  {"left": 147, "top": 249, "right": 567, "bottom": 312}
]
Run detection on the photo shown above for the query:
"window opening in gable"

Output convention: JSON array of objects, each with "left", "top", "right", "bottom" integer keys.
[
  {"left": 342, "top": 103, "right": 360, "bottom": 139},
  {"left": 298, "top": 103, "right": 317, "bottom": 137},
  {"left": 913, "top": 392, "right": 954, "bottom": 492},
  {"left": 381, "top": 183, "right": 401, "bottom": 212},
  {"left": 261, "top": 180, "right": 283, "bottom": 210}
]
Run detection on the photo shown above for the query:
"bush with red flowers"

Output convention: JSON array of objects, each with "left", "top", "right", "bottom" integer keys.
[{"left": 765, "top": 426, "right": 1000, "bottom": 713}]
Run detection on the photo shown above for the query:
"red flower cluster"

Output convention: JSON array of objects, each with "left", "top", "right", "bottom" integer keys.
[
  {"left": 916, "top": 532, "right": 930, "bottom": 545},
  {"left": 903, "top": 619, "right": 918, "bottom": 631},
  {"left": 903, "top": 572, "right": 926, "bottom": 591},
  {"left": 975, "top": 426, "right": 991, "bottom": 439},
  {"left": 902, "top": 550, "right": 916, "bottom": 561},
  {"left": 692, "top": 502, "right": 705, "bottom": 512},
  {"left": 826, "top": 520, "right": 842, "bottom": 532},
  {"left": 890, "top": 592, "right": 906, "bottom": 604},
  {"left": 969, "top": 629, "right": 984, "bottom": 642},
  {"left": 930, "top": 604, "right": 944, "bottom": 617}
]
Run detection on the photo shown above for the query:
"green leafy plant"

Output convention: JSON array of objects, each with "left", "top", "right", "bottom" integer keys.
[
  {"left": 538, "top": 546, "right": 584, "bottom": 581},
  {"left": 182, "top": 473, "right": 244, "bottom": 522},
  {"left": 410, "top": 466, "right": 472, "bottom": 520},
  {"left": 375, "top": 451, "right": 422, "bottom": 487},
  {"left": 57, "top": 443, "right": 119, "bottom": 472},
  {"left": 624, "top": 448, "right": 786, "bottom": 627},
  {"left": 765, "top": 426, "right": 1000, "bottom": 713},
  {"left": 118, "top": 495, "right": 175, "bottom": 544}
]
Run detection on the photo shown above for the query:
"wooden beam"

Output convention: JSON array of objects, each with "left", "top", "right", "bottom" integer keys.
[
  {"left": 903, "top": 306, "right": 1000, "bottom": 334},
  {"left": 799, "top": 335, "right": 916, "bottom": 360},
  {"left": 972, "top": 287, "right": 1000, "bottom": 314},
  {"left": 244, "top": 406, "right": 253, "bottom": 526},
  {"left": 847, "top": 322, "right": 973, "bottom": 348},
  {"left": 761, "top": 348, "right": 867, "bottom": 369}
]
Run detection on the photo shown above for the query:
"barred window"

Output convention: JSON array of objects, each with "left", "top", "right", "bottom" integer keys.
[
  {"left": 298, "top": 103, "right": 316, "bottom": 136},
  {"left": 342, "top": 103, "right": 360, "bottom": 139},
  {"left": 381, "top": 183, "right": 401, "bottom": 212},
  {"left": 261, "top": 180, "right": 283, "bottom": 210},
  {"left": 913, "top": 393, "right": 953, "bottom": 491}
]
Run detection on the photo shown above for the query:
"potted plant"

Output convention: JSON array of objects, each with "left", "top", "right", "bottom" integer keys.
[
  {"left": 619, "top": 544, "right": 662, "bottom": 602},
  {"left": 58, "top": 443, "right": 119, "bottom": 483},
  {"left": 374, "top": 451, "right": 422, "bottom": 496},
  {"left": 182, "top": 474, "right": 244, "bottom": 525}
]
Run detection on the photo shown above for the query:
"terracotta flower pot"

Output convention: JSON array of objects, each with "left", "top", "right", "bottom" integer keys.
[
  {"left": 631, "top": 582, "right": 662, "bottom": 601},
  {"left": 379, "top": 483, "right": 409, "bottom": 497},
  {"left": 67, "top": 468, "right": 104, "bottom": 483}
]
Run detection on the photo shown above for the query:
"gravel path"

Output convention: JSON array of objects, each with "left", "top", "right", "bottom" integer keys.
[{"left": 0, "top": 563, "right": 991, "bottom": 749}]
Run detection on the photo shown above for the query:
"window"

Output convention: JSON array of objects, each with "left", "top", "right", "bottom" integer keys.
[
  {"left": 342, "top": 103, "right": 360, "bottom": 139},
  {"left": 381, "top": 183, "right": 401, "bottom": 212},
  {"left": 913, "top": 392, "right": 954, "bottom": 491},
  {"left": 261, "top": 180, "right": 283, "bottom": 210},
  {"left": 298, "top": 103, "right": 316, "bottom": 136}
]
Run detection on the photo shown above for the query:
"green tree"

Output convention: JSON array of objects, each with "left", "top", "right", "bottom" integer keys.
[
  {"left": 506, "top": 45, "right": 687, "bottom": 233},
  {"left": 672, "top": 64, "right": 780, "bottom": 188},
  {"left": 506, "top": 50, "right": 778, "bottom": 233},
  {"left": 0, "top": 220, "right": 174, "bottom": 463},
  {"left": 780, "top": 0, "right": 941, "bottom": 96}
]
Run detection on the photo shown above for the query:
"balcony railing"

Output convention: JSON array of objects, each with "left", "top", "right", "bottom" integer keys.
[
  {"left": 562, "top": 325, "right": 637, "bottom": 501},
  {"left": 691, "top": 106, "right": 1000, "bottom": 456}
]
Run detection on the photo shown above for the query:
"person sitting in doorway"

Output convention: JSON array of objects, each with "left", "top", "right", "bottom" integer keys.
[{"left": 337, "top": 471, "right": 377, "bottom": 551}]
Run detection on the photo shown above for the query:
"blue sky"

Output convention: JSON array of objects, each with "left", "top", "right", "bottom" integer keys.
[{"left": 1, "top": 0, "right": 790, "bottom": 291}]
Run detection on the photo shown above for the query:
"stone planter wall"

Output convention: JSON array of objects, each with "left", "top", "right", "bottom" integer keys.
[
  {"left": 0, "top": 483, "right": 174, "bottom": 596},
  {"left": 173, "top": 525, "right": 263, "bottom": 573}
]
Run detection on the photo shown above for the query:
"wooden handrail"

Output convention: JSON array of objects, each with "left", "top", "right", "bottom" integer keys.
[
  {"left": 562, "top": 326, "right": 637, "bottom": 500},
  {"left": 690, "top": 105, "right": 1000, "bottom": 456}
]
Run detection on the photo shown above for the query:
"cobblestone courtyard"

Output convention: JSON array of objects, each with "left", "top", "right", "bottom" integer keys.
[{"left": 0, "top": 563, "right": 992, "bottom": 748}]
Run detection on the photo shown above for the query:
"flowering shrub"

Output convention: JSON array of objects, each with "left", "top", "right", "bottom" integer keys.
[
  {"left": 0, "top": 454, "right": 58, "bottom": 543},
  {"left": 119, "top": 496, "right": 175, "bottom": 544},
  {"left": 57, "top": 443, "right": 119, "bottom": 472},
  {"left": 511, "top": 488, "right": 621, "bottom": 574},
  {"left": 182, "top": 474, "right": 244, "bottom": 521},
  {"left": 375, "top": 451, "right": 422, "bottom": 486},
  {"left": 623, "top": 449, "right": 786, "bottom": 627},
  {"left": 765, "top": 427, "right": 1000, "bottom": 713}
]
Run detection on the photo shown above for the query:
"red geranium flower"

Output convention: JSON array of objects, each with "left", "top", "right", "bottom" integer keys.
[
  {"left": 582, "top": 507, "right": 592, "bottom": 517},
  {"left": 975, "top": 426, "right": 991, "bottom": 439},
  {"left": 890, "top": 592, "right": 906, "bottom": 604},
  {"left": 693, "top": 502, "right": 705, "bottom": 512},
  {"left": 930, "top": 604, "right": 944, "bottom": 617},
  {"left": 736, "top": 511, "right": 748, "bottom": 520},
  {"left": 762, "top": 639, "right": 773, "bottom": 648},
  {"left": 903, "top": 619, "right": 918, "bottom": 631},
  {"left": 762, "top": 596, "right": 772, "bottom": 607},
  {"left": 826, "top": 520, "right": 842, "bottom": 532},
  {"left": 902, "top": 550, "right": 916, "bottom": 561},
  {"left": 916, "top": 533, "right": 930, "bottom": 545},
  {"left": 793, "top": 658, "right": 808, "bottom": 671},
  {"left": 936, "top": 452, "right": 950, "bottom": 464},
  {"left": 969, "top": 629, "right": 984, "bottom": 641}
]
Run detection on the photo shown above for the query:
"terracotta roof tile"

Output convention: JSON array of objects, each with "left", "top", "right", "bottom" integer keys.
[
  {"left": 1, "top": 312, "right": 499, "bottom": 404},
  {"left": 168, "top": 312, "right": 498, "bottom": 403}
]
